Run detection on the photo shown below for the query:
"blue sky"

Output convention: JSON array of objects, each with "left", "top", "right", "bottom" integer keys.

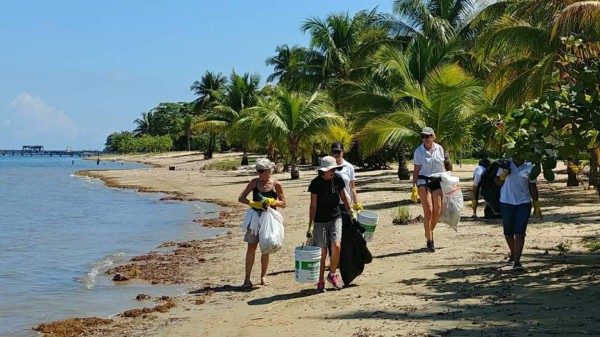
[{"left": 0, "top": 1, "right": 392, "bottom": 150}]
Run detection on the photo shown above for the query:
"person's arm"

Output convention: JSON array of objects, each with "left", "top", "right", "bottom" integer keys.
[
  {"left": 444, "top": 149, "right": 452, "bottom": 171},
  {"left": 238, "top": 179, "right": 256, "bottom": 206},
  {"left": 340, "top": 188, "right": 351, "bottom": 211},
  {"left": 309, "top": 194, "right": 318, "bottom": 224},
  {"left": 529, "top": 183, "right": 539, "bottom": 202},
  {"left": 412, "top": 164, "right": 420, "bottom": 188},
  {"left": 349, "top": 180, "right": 359, "bottom": 205},
  {"left": 273, "top": 181, "right": 287, "bottom": 208}
]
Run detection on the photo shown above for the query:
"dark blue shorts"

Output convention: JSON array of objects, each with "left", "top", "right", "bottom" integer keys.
[{"left": 499, "top": 202, "right": 531, "bottom": 236}]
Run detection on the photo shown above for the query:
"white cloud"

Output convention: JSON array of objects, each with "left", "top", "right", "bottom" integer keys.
[{"left": 3, "top": 93, "right": 79, "bottom": 148}]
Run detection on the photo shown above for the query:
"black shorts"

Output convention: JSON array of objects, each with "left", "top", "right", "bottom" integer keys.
[
  {"left": 418, "top": 181, "right": 441, "bottom": 192},
  {"left": 417, "top": 175, "right": 442, "bottom": 192}
]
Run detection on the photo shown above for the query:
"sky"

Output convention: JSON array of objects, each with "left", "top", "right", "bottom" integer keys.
[{"left": 0, "top": 1, "right": 392, "bottom": 150}]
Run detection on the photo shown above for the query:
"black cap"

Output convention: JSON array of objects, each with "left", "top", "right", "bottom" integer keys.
[{"left": 331, "top": 142, "right": 344, "bottom": 152}]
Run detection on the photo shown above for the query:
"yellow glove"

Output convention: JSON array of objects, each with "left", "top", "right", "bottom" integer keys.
[
  {"left": 350, "top": 209, "right": 357, "bottom": 220},
  {"left": 352, "top": 203, "right": 364, "bottom": 211},
  {"left": 306, "top": 222, "right": 314, "bottom": 238},
  {"left": 533, "top": 200, "right": 543, "bottom": 220},
  {"left": 249, "top": 200, "right": 264, "bottom": 209},
  {"left": 471, "top": 200, "right": 477, "bottom": 211},
  {"left": 499, "top": 169, "right": 511, "bottom": 181},
  {"left": 264, "top": 197, "right": 277, "bottom": 206},
  {"left": 411, "top": 186, "right": 419, "bottom": 203}
]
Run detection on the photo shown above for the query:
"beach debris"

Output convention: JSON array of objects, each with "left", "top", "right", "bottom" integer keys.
[
  {"left": 112, "top": 273, "right": 130, "bottom": 282},
  {"left": 33, "top": 317, "right": 112, "bottom": 337},
  {"left": 121, "top": 299, "right": 176, "bottom": 318}
]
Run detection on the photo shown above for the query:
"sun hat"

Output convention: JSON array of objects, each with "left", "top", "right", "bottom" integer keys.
[
  {"left": 331, "top": 142, "right": 344, "bottom": 152},
  {"left": 317, "top": 156, "right": 344, "bottom": 172},
  {"left": 255, "top": 158, "right": 275, "bottom": 171},
  {"left": 421, "top": 127, "right": 435, "bottom": 135}
]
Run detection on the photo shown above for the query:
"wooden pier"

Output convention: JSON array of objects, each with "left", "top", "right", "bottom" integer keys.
[{"left": 0, "top": 146, "right": 101, "bottom": 157}]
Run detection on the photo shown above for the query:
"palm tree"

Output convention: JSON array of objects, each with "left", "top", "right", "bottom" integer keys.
[
  {"left": 244, "top": 87, "right": 344, "bottom": 179},
  {"left": 133, "top": 112, "right": 151, "bottom": 136},
  {"left": 193, "top": 71, "right": 261, "bottom": 164},
  {"left": 472, "top": 0, "right": 600, "bottom": 109},
  {"left": 190, "top": 71, "right": 227, "bottom": 158}
]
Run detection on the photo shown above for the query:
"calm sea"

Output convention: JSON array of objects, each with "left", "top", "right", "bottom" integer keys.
[{"left": 0, "top": 155, "right": 224, "bottom": 337}]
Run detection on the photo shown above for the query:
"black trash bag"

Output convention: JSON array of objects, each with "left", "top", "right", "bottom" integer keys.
[
  {"left": 479, "top": 160, "right": 507, "bottom": 216},
  {"left": 339, "top": 219, "right": 373, "bottom": 286}
]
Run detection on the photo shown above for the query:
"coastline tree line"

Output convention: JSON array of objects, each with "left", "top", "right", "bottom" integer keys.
[{"left": 104, "top": 0, "right": 600, "bottom": 190}]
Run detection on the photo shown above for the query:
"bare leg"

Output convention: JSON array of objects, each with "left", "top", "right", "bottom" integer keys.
[
  {"left": 418, "top": 187, "right": 433, "bottom": 241},
  {"left": 329, "top": 240, "right": 341, "bottom": 273},
  {"left": 318, "top": 247, "right": 328, "bottom": 282},
  {"left": 244, "top": 243, "right": 257, "bottom": 285},
  {"left": 260, "top": 254, "right": 269, "bottom": 285},
  {"left": 513, "top": 235, "right": 525, "bottom": 263},
  {"left": 430, "top": 189, "right": 443, "bottom": 232},
  {"left": 504, "top": 236, "right": 515, "bottom": 259}
]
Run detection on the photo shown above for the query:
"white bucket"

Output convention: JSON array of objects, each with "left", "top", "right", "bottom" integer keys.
[
  {"left": 357, "top": 210, "right": 379, "bottom": 242},
  {"left": 294, "top": 246, "right": 321, "bottom": 283}
]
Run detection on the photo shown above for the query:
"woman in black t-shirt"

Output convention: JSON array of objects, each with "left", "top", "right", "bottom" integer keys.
[{"left": 308, "top": 156, "right": 352, "bottom": 292}]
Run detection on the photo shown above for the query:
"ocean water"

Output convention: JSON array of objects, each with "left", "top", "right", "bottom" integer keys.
[{"left": 0, "top": 155, "right": 225, "bottom": 336}]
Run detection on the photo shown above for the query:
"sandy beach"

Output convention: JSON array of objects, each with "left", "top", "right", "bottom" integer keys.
[{"left": 36, "top": 152, "right": 600, "bottom": 337}]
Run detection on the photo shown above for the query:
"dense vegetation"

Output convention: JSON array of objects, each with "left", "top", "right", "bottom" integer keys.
[{"left": 104, "top": 0, "right": 600, "bottom": 187}]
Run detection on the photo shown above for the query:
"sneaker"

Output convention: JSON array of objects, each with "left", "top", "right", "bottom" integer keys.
[
  {"left": 426, "top": 240, "right": 436, "bottom": 252},
  {"left": 327, "top": 272, "right": 342, "bottom": 290},
  {"left": 316, "top": 280, "right": 326, "bottom": 293},
  {"left": 507, "top": 255, "right": 514, "bottom": 264},
  {"left": 513, "top": 262, "right": 525, "bottom": 271}
]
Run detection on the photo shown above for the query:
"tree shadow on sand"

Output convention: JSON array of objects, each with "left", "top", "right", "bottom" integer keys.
[{"left": 332, "top": 249, "right": 600, "bottom": 336}]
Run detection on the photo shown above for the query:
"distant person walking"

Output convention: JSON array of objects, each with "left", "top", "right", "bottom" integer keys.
[
  {"left": 308, "top": 156, "right": 353, "bottom": 292},
  {"left": 330, "top": 142, "right": 363, "bottom": 224},
  {"left": 238, "top": 158, "right": 286, "bottom": 289},
  {"left": 96, "top": 157, "right": 100, "bottom": 165},
  {"left": 495, "top": 155, "right": 542, "bottom": 270},
  {"left": 411, "top": 127, "right": 452, "bottom": 252},
  {"left": 471, "top": 158, "right": 491, "bottom": 217}
]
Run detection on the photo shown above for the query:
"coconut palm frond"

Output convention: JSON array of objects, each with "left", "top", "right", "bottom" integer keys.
[{"left": 551, "top": 1, "right": 600, "bottom": 41}]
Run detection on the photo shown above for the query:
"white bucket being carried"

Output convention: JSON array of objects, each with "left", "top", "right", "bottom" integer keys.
[
  {"left": 357, "top": 210, "right": 379, "bottom": 242},
  {"left": 294, "top": 246, "right": 321, "bottom": 283}
]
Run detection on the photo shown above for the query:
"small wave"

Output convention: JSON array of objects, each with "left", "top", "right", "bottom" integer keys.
[{"left": 76, "top": 251, "right": 126, "bottom": 289}]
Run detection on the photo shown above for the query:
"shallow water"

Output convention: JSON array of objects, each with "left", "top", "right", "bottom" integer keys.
[{"left": 0, "top": 156, "right": 224, "bottom": 336}]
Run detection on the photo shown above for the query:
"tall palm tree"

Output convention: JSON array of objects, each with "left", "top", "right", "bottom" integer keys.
[
  {"left": 133, "top": 112, "right": 151, "bottom": 136},
  {"left": 193, "top": 71, "right": 261, "bottom": 164},
  {"left": 190, "top": 71, "right": 227, "bottom": 158},
  {"left": 244, "top": 88, "right": 344, "bottom": 179}
]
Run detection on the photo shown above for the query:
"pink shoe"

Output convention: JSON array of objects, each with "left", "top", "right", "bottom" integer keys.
[
  {"left": 317, "top": 280, "right": 326, "bottom": 293},
  {"left": 327, "top": 272, "right": 342, "bottom": 290}
]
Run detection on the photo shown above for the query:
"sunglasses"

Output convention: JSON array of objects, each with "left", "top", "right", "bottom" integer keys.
[
  {"left": 257, "top": 169, "right": 266, "bottom": 173},
  {"left": 420, "top": 134, "right": 433, "bottom": 139},
  {"left": 332, "top": 150, "right": 342, "bottom": 155}
]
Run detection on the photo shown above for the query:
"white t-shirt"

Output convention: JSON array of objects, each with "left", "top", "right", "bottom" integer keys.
[
  {"left": 473, "top": 165, "right": 486, "bottom": 186},
  {"left": 413, "top": 142, "right": 446, "bottom": 185},
  {"left": 497, "top": 160, "right": 537, "bottom": 205},
  {"left": 336, "top": 159, "right": 356, "bottom": 205}
]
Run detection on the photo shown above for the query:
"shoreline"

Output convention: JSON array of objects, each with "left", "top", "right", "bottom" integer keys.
[{"left": 35, "top": 152, "right": 600, "bottom": 337}]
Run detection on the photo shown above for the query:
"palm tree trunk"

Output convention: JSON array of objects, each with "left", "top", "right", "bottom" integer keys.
[
  {"left": 397, "top": 142, "right": 410, "bottom": 180},
  {"left": 204, "top": 133, "right": 215, "bottom": 159},
  {"left": 290, "top": 142, "right": 300, "bottom": 180}
]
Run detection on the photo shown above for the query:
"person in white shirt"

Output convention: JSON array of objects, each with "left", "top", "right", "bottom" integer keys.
[
  {"left": 331, "top": 142, "right": 363, "bottom": 221},
  {"left": 411, "top": 127, "right": 452, "bottom": 252},
  {"left": 471, "top": 159, "right": 491, "bottom": 217},
  {"left": 495, "top": 155, "right": 542, "bottom": 270}
]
